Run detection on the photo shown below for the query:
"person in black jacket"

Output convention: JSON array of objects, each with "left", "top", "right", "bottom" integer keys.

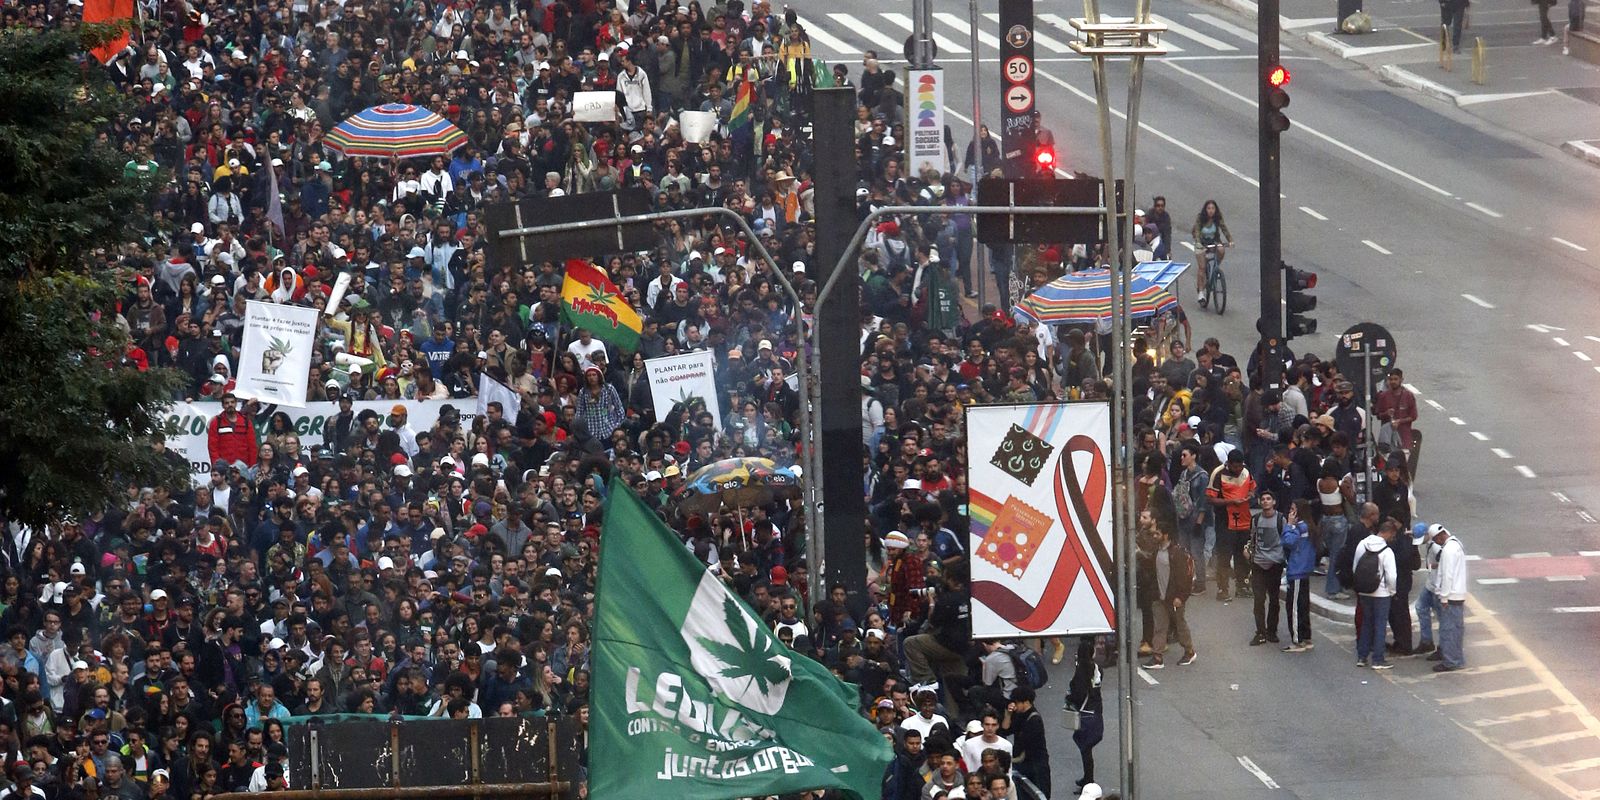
[
  {"left": 197, "top": 617, "right": 246, "bottom": 700},
  {"left": 902, "top": 564, "right": 970, "bottom": 714},
  {"left": 1065, "top": 637, "right": 1105, "bottom": 791},
  {"left": 1001, "top": 686, "right": 1049, "bottom": 800},
  {"left": 1386, "top": 511, "right": 1423, "bottom": 655}
]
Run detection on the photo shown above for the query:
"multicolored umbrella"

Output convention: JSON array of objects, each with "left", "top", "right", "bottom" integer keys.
[
  {"left": 674, "top": 457, "right": 803, "bottom": 514},
  {"left": 1012, "top": 268, "right": 1180, "bottom": 326},
  {"left": 325, "top": 104, "right": 469, "bottom": 159}
]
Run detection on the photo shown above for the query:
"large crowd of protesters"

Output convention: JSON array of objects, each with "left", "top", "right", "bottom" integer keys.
[{"left": 0, "top": 0, "right": 1454, "bottom": 798}]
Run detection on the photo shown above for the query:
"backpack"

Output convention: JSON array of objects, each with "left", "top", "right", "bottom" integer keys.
[
  {"left": 1172, "top": 469, "right": 1198, "bottom": 520},
  {"left": 1353, "top": 545, "right": 1388, "bottom": 594},
  {"left": 1007, "top": 644, "right": 1050, "bottom": 690}
]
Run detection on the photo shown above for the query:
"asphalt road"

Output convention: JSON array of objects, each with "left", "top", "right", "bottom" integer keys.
[{"left": 791, "top": 0, "right": 1600, "bottom": 795}]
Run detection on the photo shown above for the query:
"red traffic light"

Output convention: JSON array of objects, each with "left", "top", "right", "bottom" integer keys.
[
  {"left": 1034, "top": 147, "right": 1056, "bottom": 170},
  {"left": 1267, "top": 65, "right": 1291, "bottom": 87}
]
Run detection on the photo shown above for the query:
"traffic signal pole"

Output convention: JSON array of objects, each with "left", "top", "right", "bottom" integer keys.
[{"left": 1258, "top": 0, "right": 1284, "bottom": 341}]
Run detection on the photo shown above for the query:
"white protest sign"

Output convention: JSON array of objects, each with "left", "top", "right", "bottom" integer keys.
[
  {"left": 574, "top": 91, "right": 617, "bottom": 122},
  {"left": 235, "top": 301, "right": 320, "bottom": 407}
]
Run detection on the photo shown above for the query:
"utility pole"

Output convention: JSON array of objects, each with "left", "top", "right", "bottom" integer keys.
[{"left": 1258, "top": 0, "right": 1284, "bottom": 343}]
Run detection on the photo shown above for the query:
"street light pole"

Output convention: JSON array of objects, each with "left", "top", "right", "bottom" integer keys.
[
  {"left": 969, "top": 0, "right": 987, "bottom": 307},
  {"left": 1069, "top": 8, "right": 1166, "bottom": 799}
]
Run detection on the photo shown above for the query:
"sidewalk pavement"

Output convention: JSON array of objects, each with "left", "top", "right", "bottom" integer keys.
[{"left": 1200, "top": 0, "right": 1600, "bottom": 165}]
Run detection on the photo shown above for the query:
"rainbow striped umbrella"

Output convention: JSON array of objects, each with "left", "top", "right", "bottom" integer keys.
[
  {"left": 1013, "top": 268, "right": 1180, "bottom": 326},
  {"left": 325, "top": 104, "right": 468, "bottom": 159}
]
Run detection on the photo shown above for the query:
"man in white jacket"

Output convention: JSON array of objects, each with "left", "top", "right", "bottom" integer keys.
[
  {"left": 1352, "top": 520, "right": 1399, "bottom": 669},
  {"left": 1431, "top": 526, "right": 1469, "bottom": 672}
]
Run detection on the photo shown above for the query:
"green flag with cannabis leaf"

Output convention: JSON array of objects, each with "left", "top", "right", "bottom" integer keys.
[{"left": 591, "top": 480, "right": 890, "bottom": 800}]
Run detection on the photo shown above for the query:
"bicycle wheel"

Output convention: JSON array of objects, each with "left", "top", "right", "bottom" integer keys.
[{"left": 1211, "top": 269, "right": 1227, "bottom": 315}]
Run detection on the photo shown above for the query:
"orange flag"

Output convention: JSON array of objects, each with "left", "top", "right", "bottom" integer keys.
[{"left": 83, "top": 0, "right": 136, "bottom": 64}]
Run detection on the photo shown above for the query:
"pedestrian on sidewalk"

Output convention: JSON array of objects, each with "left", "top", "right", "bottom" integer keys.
[
  {"left": 1537, "top": 0, "right": 1560, "bottom": 44},
  {"left": 1002, "top": 686, "right": 1050, "bottom": 800},
  {"left": 1385, "top": 511, "right": 1422, "bottom": 655},
  {"left": 1066, "top": 637, "right": 1105, "bottom": 791},
  {"left": 1441, "top": 0, "right": 1470, "bottom": 51},
  {"left": 1173, "top": 443, "right": 1211, "bottom": 596},
  {"left": 1564, "top": 0, "right": 1587, "bottom": 53},
  {"left": 1248, "top": 493, "right": 1287, "bottom": 646},
  {"left": 1314, "top": 462, "right": 1355, "bottom": 600},
  {"left": 1353, "top": 520, "right": 1400, "bottom": 669},
  {"left": 1430, "top": 525, "right": 1469, "bottom": 672},
  {"left": 1281, "top": 502, "right": 1316, "bottom": 651},
  {"left": 1143, "top": 524, "right": 1197, "bottom": 669},
  {"left": 1413, "top": 523, "right": 1443, "bottom": 656},
  {"left": 1207, "top": 449, "right": 1256, "bottom": 602}
]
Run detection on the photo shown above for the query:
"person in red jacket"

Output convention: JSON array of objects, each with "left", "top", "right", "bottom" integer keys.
[{"left": 207, "top": 393, "right": 258, "bottom": 468}]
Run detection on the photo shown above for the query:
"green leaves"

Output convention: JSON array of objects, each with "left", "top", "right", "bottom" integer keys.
[{"left": 696, "top": 596, "right": 789, "bottom": 696}]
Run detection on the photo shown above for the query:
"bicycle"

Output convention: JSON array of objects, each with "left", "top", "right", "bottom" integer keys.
[{"left": 1197, "top": 242, "right": 1228, "bottom": 315}]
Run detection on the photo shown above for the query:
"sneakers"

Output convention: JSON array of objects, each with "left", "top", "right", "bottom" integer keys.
[
  {"left": 1426, "top": 651, "right": 1445, "bottom": 662},
  {"left": 1190, "top": 587, "right": 1207, "bottom": 597},
  {"left": 1356, "top": 657, "right": 1369, "bottom": 667},
  {"left": 1144, "top": 656, "right": 1165, "bottom": 670},
  {"left": 1299, "top": 640, "right": 1314, "bottom": 651},
  {"left": 1267, "top": 634, "right": 1281, "bottom": 644},
  {"left": 1216, "top": 590, "right": 1232, "bottom": 602},
  {"left": 1371, "top": 662, "right": 1394, "bottom": 670},
  {"left": 1249, "top": 633, "right": 1269, "bottom": 647},
  {"left": 1197, "top": 290, "right": 1208, "bottom": 306},
  {"left": 1178, "top": 650, "right": 1198, "bottom": 666},
  {"left": 1331, "top": 591, "right": 1352, "bottom": 602},
  {"left": 1433, "top": 663, "right": 1463, "bottom": 673},
  {"left": 1534, "top": 36, "right": 1550, "bottom": 44},
  {"left": 1051, "top": 639, "right": 1067, "bottom": 665},
  {"left": 1282, "top": 642, "right": 1307, "bottom": 653},
  {"left": 1413, "top": 642, "right": 1437, "bottom": 655}
]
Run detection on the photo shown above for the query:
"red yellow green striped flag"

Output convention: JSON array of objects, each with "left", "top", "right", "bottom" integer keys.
[
  {"left": 730, "top": 72, "right": 754, "bottom": 143},
  {"left": 561, "top": 259, "right": 642, "bottom": 351}
]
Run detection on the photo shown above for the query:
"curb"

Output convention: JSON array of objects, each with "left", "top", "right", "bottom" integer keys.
[
  {"left": 1303, "top": 31, "right": 1363, "bottom": 59},
  {"left": 1375, "top": 63, "right": 1463, "bottom": 104},
  {"left": 1561, "top": 139, "right": 1600, "bottom": 167},
  {"left": 1310, "top": 591, "right": 1356, "bottom": 623}
]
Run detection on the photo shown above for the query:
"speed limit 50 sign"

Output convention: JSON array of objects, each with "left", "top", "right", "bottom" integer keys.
[{"left": 1004, "top": 56, "right": 1032, "bottom": 84}]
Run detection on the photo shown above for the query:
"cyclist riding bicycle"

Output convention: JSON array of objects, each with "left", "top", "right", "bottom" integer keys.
[{"left": 1191, "top": 199, "right": 1233, "bottom": 305}]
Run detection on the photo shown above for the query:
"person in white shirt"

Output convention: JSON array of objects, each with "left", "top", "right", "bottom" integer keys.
[
  {"left": 1430, "top": 525, "right": 1468, "bottom": 672},
  {"left": 960, "top": 712, "right": 1013, "bottom": 773},
  {"left": 1352, "top": 520, "right": 1399, "bottom": 669},
  {"left": 897, "top": 684, "right": 949, "bottom": 741},
  {"left": 420, "top": 156, "right": 454, "bottom": 200},
  {"left": 566, "top": 328, "right": 607, "bottom": 369}
]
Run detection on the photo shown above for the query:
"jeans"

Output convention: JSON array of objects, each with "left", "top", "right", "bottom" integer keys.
[
  {"left": 1415, "top": 586, "right": 1441, "bottom": 645},
  {"left": 1217, "top": 529, "right": 1249, "bottom": 594},
  {"left": 1356, "top": 595, "right": 1392, "bottom": 664},
  {"left": 1251, "top": 564, "right": 1284, "bottom": 637},
  {"left": 1321, "top": 515, "right": 1351, "bottom": 595},
  {"left": 1285, "top": 577, "right": 1312, "bottom": 642},
  {"left": 1439, "top": 598, "right": 1467, "bottom": 668},
  {"left": 1181, "top": 520, "right": 1209, "bottom": 591},
  {"left": 1444, "top": 3, "right": 1467, "bottom": 50}
]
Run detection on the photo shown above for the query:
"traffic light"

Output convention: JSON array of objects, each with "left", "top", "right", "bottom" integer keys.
[
  {"left": 1284, "top": 264, "right": 1317, "bottom": 338},
  {"left": 1033, "top": 145, "right": 1057, "bottom": 174},
  {"left": 1265, "top": 63, "right": 1291, "bottom": 133}
]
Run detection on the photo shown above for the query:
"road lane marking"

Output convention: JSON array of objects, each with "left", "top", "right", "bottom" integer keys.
[
  {"left": 1151, "top": 13, "right": 1238, "bottom": 50},
  {"left": 1137, "top": 667, "right": 1159, "bottom": 685},
  {"left": 932, "top": 13, "right": 1000, "bottom": 49},
  {"left": 1466, "top": 201, "right": 1503, "bottom": 218},
  {"left": 1555, "top": 337, "right": 1571, "bottom": 346},
  {"left": 1552, "top": 756, "right": 1600, "bottom": 775},
  {"left": 1512, "top": 551, "right": 1551, "bottom": 558},
  {"left": 1466, "top": 554, "right": 1483, "bottom": 561},
  {"left": 1450, "top": 416, "right": 1466, "bottom": 425},
  {"left": 1587, "top": 336, "right": 1600, "bottom": 344},
  {"left": 1527, "top": 324, "right": 1566, "bottom": 333},
  {"left": 1554, "top": 606, "right": 1600, "bottom": 613},
  {"left": 1034, "top": 69, "right": 1260, "bottom": 186},
  {"left": 1517, "top": 465, "right": 1538, "bottom": 478},
  {"left": 1363, "top": 239, "right": 1393, "bottom": 255},
  {"left": 1393, "top": 660, "right": 1524, "bottom": 684},
  {"left": 1236, "top": 757, "right": 1280, "bottom": 790},
  {"left": 1506, "top": 730, "right": 1599, "bottom": 751},
  {"left": 1579, "top": 511, "right": 1597, "bottom": 524},
  {"left": 1475, "top": 706, "right": 1580, "bottom": 728},
  {"left": 1161, "top": 61, "right": 1456, "bottom": 197},
  {"left": 879, "top": 13, "right": 971, "bottom": 53},
  {"left": 1470, "top": 431, "right": 1490, "bottom": 441},
  {"left": 798, "top": 17, "right": 857, "bottom": 56},
  {"left": 1492, "top": 448, "right": 1513, "bottom": 459},
  {"left": 1547, "top": 575, "right": 1587, "bottom": 581},
  {"left": 1425, "top": 398, "right": 1445, "bottom": 410},
  {"left": 1554, "top": 492, "right": 1572, "bottom": 503},
  {"left": 827, "top": 14, "right": 903, "bottom": 51},
  {"left": 1578, "top": 550, "right": 1600, "bottom": 556},
  {"left": 1462, "top": 293, "right": 1495, "bottom": 308},
  {"left": 1553, "top": 237, "right": 1589, "bottom": 252},
  {"left": 1578, "top": 352, "right": 1593, "bottom": 362},
  {"left": 1191, "top": 13, "right": 1260, "bottom": 43},
  {"left": 1478, "top": 577, "right": 1520, "bottom": 584},
  {"left": 1299, "top": 205, "right": 1327, "bottom": 220},
  {"left": 1439, "top": 684, "right": 1548, "bottom": 705}
]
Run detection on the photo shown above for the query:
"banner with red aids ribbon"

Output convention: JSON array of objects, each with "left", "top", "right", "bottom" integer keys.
[{"left": 967, "top": 402, "right": 1116, "bottom": 638}]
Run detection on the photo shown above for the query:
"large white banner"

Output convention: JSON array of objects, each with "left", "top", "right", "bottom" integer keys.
[
  {"left": 904, "top": 68, "right": 947, "bottom": 177},
  {"left": 235, "top": 301, "right": 320, "bottom": 407},
  {"left": 644, "top": 350, "right": 722, "bottom": 431},
  {"left": 163, "top": 399, "right": 484, "bottom": 484},
  {"left": 477, "top": 373, "right": 522, "bottom": 420},
  {"left": 967, "top": 402, "right": 1115, "bottom": 638}
]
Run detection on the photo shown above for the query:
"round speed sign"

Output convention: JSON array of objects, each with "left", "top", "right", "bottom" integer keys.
[{"left": 1004, "top": 56, "right": 1032, "bottom": 84}]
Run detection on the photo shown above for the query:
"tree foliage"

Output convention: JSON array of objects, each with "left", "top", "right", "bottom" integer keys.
[{"left": 0, "top": 28, "right": 188, "bottom": 528}]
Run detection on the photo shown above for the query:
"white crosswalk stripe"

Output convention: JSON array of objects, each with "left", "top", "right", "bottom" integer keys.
[
  {"left": 932, "top": 12, "right": 1001, "bottom": 50},
  {"left": 880, "top": 13, "right": 971, "bottom": 54},
  {"left": 799, "top": 9, "right": 1256, "bottom": 60}
]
